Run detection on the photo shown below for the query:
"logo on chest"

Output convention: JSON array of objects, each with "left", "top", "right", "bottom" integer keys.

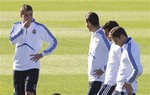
[{"left": 32, "top": 29, "right": 36, "bottom": 34}]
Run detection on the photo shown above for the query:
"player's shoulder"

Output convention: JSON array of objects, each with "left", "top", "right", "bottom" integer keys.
[
  {"left": 110, "top": 43, "right": 121, "bottom": 52},
  {"left": 96, "top": 29, "right": 106, "bottom": 40},
  {"left": 34, "top": 21, "right": 47, "bottom": 29},
  {"left": 128, "top": 39, "right": 140, "bottom": 52},
  {"left": 34, "top": 21, "right": 42, "bottom": 26},
  {"left": 111, "top": 43, "right": 119, "bottom": 48},
  {"left": 14, "top": 21, "right": 22, "bottom": 25}
]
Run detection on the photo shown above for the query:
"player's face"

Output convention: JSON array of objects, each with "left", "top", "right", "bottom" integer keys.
[
  {"left": 22, "top": 10, "right": 33, "bottom": 23},
  {"left": 86, "top": 21, "right": 92, "bottom": 32},
  {"left": 108, "top": 31, "right": 112, "bottom": 41},
  {"left": 112, "top": 36, "right": 123, "bottom": 47},
  {"left": 112, "top": 34, "right": 126, "bottom": 47},
  {"left": 104, "top": 29, "right": 109, "bottom": 38}
]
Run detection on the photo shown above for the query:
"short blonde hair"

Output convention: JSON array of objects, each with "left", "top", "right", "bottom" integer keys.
[{"left": 20, "top": 4, "right": 33, "bottom": 17}]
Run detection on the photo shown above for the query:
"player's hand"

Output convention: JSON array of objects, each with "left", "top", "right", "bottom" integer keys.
[
  {"left": 93, "top": 69, "right": 104, "bottom": 78},
  {"left": 123, "top": 82, "right": 133, "bottom": 95},
  {"left": 30, "top": 53, "right": 43, "bottom": 63},
  {"left": 23, "top": 20, "right": 31, "bottom": 28}
]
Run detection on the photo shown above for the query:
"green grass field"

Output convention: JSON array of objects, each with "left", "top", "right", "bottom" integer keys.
[{"left": 0, "top": 0, "right": 150, "bottom": 95}]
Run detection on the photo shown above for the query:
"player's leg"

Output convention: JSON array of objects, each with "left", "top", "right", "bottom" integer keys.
[
  {"left": 25, "top": 69, "right": 39, "bottom": 95},
  {"left": 87, "top": 81, "right": 103, "bottom": 95},
  {"left": 98, "top": 84, "right": 116, "bottom": 95},
  {"left": 13, "top": 70, "right": 25, "bottom": 95}
]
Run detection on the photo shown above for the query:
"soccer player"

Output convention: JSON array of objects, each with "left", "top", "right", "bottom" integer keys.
[
  {"left": 110, "top": 26, "right": 143, "bottom": 95},
  {"left": 85, "top": 12, "right": 111, "bottom": 95},
  {"left": 98, "top": 21, "right": 121, "bottom": 95},
  {"left": 9, "top": 4, "right": 57, "bottom": 95}
]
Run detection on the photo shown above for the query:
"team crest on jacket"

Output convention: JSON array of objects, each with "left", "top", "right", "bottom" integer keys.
[{"left": 32, "top": 29, "right": 36, "bottom": 34}]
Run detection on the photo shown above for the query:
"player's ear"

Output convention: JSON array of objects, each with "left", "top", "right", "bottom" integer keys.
[
  {"left": 88, "top": 21, "right": 93, "bottom": 27},
  {"left": 120, "top": 34, "right": 126, "bottom": 41},
  {"left": 87, "top": 21, "right": 90, "bottom": 25},
  {"left": 118, "top": 34, "right": 122, "bottom": 38}
]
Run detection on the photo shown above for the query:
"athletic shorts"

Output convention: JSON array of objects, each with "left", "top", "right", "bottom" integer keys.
[
  {"left": 98, "top": 84, "right": 116, "bottom": 95},
  {"left": 87, "top": 81, "right": 103, "bottom": 95},
  {"left": 13, "top": 69, "right": 39, "bottom": 95}
]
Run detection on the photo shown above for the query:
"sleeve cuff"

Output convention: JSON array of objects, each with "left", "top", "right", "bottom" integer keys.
[
  {"left": 41, "top": 52, "right": 46, "bottom": 57},
  {"left": 101, "top": 65, "right": 107, "bottom": 72},
  {"left": 101, "top": 65, "right": 106, "bottom": 72},
  {"left": 126, "top": 79, "right": 132, "bottom": 84},
  {"left": 126, "top": 81, "right": 131, "bottom": 84}
]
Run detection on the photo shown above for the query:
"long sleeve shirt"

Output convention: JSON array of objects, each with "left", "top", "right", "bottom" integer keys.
[
  {"left": 115, "top": 37, "right": 143, "bottom": 93},
  {"left": 104, "top": 43, "right": 121, "bottom": 86},
  {"left": 9, "top": 19, "right": 57, "bottom": 71},
  {"left": 88, "top": 27, "right": 111, "bottom": 82}
]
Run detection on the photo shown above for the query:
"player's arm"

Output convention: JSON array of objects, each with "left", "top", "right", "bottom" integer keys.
[
  {"left": 126, "top": 44, "right": 143, "bottom": 84},
  {"left": 30, "top": 25, "right": 57, "bottom": 62},
  {"left": 123, "top": 44, "right": 143, "bottom": 94},
  {"left": 40, "top": 25, "right": 57, "bottom": 56},
  {"left": 93, "top": 35, "right": 110, "bottom": 77},
  {"left": 9, "top": 24, "right": 27, "bottom": 45},
  {"left": 99, "top": 36, "right": 112, "bottom": 72}
]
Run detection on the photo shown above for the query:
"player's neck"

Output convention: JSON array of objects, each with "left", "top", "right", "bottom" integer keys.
[{"left": 93, "top": 26, "right": 100, "bottom": 32}]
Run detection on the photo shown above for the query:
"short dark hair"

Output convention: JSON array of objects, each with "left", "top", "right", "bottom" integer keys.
[
  {"left": 85, "top": 12, "right": 99, "bottom": 26},
  {"left": 103, "top": 20, "right": 119, "bottom": 32},
  {"left": 20, "top": 4, "right": 33, "bottom": 17},
  {"left": 110, "top": 26, "right": 128, "bottom": 38}
]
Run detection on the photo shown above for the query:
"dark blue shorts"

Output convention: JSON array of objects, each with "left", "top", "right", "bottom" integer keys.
[
  {"left": 13, "top": 69, "right": 39, "bottom": 95},
  {"left": 87, "top": 81, "right": 103, "bottom": 95}
]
